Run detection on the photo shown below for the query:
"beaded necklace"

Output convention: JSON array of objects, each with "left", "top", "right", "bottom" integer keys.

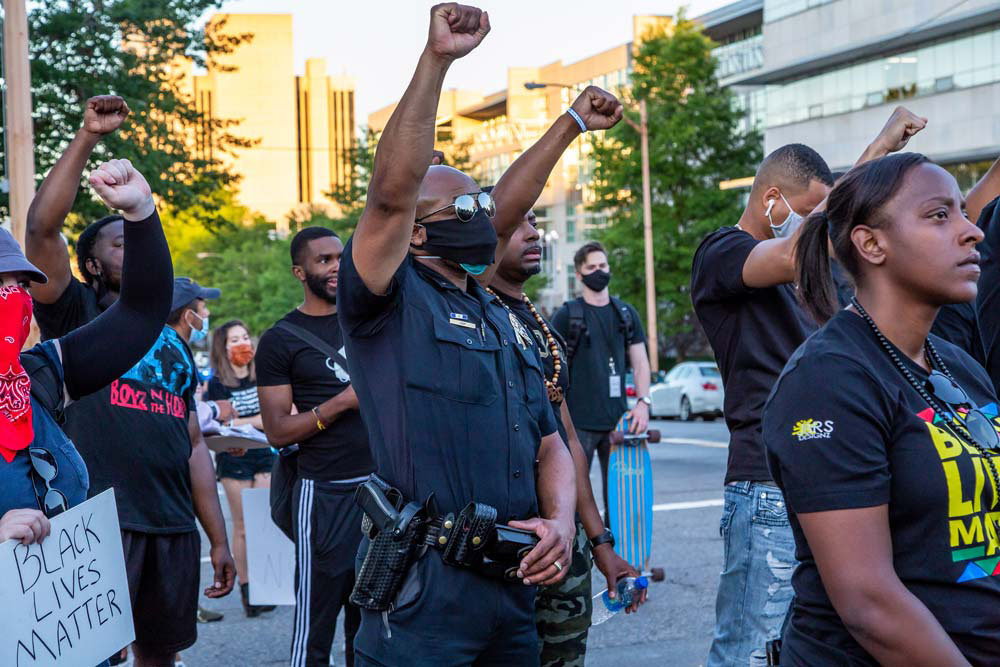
[
  {"left": 485, "top": 287, "right": 564, "bottom": 403},
  {"left": 850, "top": 296, "right": 1000, "bottom": 487}
]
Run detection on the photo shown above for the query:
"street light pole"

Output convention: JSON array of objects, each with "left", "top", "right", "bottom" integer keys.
[
  {"left": 638, "top": 100, "right": 658, "bottom": 372},
  {"left": 2, "top": 0, "right": 35, "bottom": 245}
]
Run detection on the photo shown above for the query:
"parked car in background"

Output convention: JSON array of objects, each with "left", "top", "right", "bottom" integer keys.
[{"left": 650, "top": 361, "right": 724, "bottom": 421}]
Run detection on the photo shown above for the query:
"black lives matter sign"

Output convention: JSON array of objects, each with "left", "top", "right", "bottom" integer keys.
[{"left": 1, "top": 489, "right": 134, "bottom": 666}]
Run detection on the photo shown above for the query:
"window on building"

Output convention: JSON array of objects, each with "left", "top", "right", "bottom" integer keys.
[{"left": 762, "top": 25, "right": 1000, "bottom": 129}]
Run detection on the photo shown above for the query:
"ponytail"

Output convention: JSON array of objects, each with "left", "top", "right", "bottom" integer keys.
[{"left": 796, "top": 210, "right": 836, "bottom": 325}]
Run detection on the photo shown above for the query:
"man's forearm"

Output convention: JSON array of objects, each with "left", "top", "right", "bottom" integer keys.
[
  {"left": 365, "top": 49, "right": 450, "bottom": 215},
  {"left": 561, "top": 402, "right": 604, "bottom": 537},
  {"left": 190, "top": 439, "right": 228, "bottom": 547},
  {"left": 631, "top": 348, "right": 651, "bottom": 399},
  {"left": 536, "top": 434, "right": 576, "bottom": 524},
  {"left": 967, "top": 157, "right": 1000, "bottom": 226},
  {"left": 491, "top": 114, "right": 580, "bottom": 238},
  {"left": 264, "top": 392, "right": 353, "bottom": 446},
  {"left": 27, "top": 128, "right": 101, "bottom": 239}
]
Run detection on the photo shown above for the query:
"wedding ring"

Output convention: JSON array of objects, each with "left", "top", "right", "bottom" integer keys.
[{"left": 554, "top": 561, "right": 563, "bottom": 572}]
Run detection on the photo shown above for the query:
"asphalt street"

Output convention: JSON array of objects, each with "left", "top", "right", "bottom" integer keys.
[{"left": 183, "top": 419, "right": 730, "bottom": 666}]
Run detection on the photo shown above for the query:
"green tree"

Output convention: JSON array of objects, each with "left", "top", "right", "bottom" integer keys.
[
  {"left": 324, "top": 126, "right": 378, "bottom": 236},
  {"left": 1, "top": 0, "right": 253, "bottom": 230},
  {"left": 589, "top": 14, "right": 762, "bottom": 362}
]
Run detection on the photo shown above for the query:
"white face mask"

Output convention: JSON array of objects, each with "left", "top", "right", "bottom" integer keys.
[{"left": 766, "top": 192, "right": 806, "bottom": 239}]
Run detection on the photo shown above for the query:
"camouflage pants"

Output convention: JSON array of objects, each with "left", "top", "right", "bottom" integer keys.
[{"left": 535, "top": 522, "right": 593, "bottom": 667}]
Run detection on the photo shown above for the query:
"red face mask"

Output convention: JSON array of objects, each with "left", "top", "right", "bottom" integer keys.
[
  {"left": 227, "top": 342, "right": 254, "bottom": 368},
  {"left": 0, "top": 286, "right": 34, "bottom": 463}
]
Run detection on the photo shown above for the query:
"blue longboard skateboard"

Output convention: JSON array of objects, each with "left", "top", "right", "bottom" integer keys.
[{"left": 607, "top": 413, "right": 664, "bottom": 580}]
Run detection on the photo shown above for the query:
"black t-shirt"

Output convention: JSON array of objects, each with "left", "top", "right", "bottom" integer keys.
[
  {"left": 34, "top": 278, "right": 103, "bottom": 342},
  {"left": 498, "top": 291, "right": 570, "bottom": 442},
  {"left": 204, "top": 375, "right": 274, "bottom": 467},
  {"left": 34, "top": 285, "right": 199, "bottom": 533},
  {"left": 551, "top": 298, "right": 644, "bottom": 432},
  {"left": 763, "top": 310, "right": 1000, "bottom": 666},
  {"left": 256, "top": 309, "right": 374, "bottom": 481},
  {"left": 977, "top": 196, "right": 1000, "bottom": 395},
  {"left": 691, "top": 227, "right": 816, "bottom": 484}
]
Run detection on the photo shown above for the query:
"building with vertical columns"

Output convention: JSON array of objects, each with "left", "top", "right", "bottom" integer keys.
[{"left": 191, "top": 14, "right": 356, "bottom": 229}]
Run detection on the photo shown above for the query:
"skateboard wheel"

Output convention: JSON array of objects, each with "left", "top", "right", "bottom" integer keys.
[
  {"left": 609, "top": 431, "right": 625, "bottom": 445},
  {"left": 647, "top": 429, "right": 661, "bottom": 443},
  {"left": 650, "top": 567, "right": 665, "bottom": 582}
]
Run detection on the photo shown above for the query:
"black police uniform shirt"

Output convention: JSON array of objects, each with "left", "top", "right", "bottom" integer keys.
[
  {"left": 337, "top": 240, "right": 559, "bottom": 523},
  {"left": 255, "top": 309, "right": 374, "bottom": 482},
  {"left": 497, "top": 290, "right": 571, "bottom": 443},
  {"left": 691, "top": 226, "right": 816, "bottom": 484},
  {"left": 550, "top": 298, "right": 644, "bottom": 433},
  {"left": 976, "top": 195, "right": 1000, "bottom": 395},
  {"left": 763, "top": 310, "right": 1000, "bottom": 666}
]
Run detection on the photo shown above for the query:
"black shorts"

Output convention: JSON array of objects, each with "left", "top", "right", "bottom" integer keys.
[
  {"left": 122, "top": 529, "right": 200, "bottom": 654},
  {"left": 216, "top": 447, "right": 276, "bottom": 481}
]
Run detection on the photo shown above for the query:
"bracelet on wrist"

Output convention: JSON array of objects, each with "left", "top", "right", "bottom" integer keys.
[
  {"left": 312, "top": 406, "right": 327, "bottom": 431},
  {"left": 566, "top": 108, "right": 588, "bottom": 133}
]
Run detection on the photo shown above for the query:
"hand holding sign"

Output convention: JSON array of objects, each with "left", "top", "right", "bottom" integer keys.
[{"left": 0, "top": 509, "right": 51, "bottom": 545}]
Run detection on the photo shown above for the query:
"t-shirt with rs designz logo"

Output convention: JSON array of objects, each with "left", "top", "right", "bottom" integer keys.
[
  {"left": 256, "top": 309, "right": 374, "bottom": 481},
  {"left": 762, "top": 309, "right": 1000, "bottom": 666}
]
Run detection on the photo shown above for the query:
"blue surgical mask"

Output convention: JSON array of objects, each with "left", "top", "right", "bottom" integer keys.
[
  {"left": 766, "top": 192, "right": 806, "bottom": 239},
  {"left": 187, "top": 311, "right": 209, "bottom": 344},
  {"left": 460, "top": 263, "right": 489, "bottom": 276}
]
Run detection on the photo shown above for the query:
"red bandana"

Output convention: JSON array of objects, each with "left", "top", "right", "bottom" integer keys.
[{"left": 0, "top": 286, "right": 33, "bottom": 463}]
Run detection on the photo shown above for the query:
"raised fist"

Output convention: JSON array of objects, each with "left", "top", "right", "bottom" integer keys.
[
  {"left": 570, "top": 86, "right": 624, "bottom": 132},
  {"left": 872, "top": 106, "right": 927, "bottom": 154},
  {"left": 427, "top": 3, "right": 490, "bottom": 62},
  {"left": 89, "top": 158, "right": 154, "bottom": 220},
  {"left": 83, "top": 95, "right": 130, "bottom": 136}
]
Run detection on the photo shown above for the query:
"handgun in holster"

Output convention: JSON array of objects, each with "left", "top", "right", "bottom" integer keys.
[{"left": 350, "top": 474, "right": 430, "bottom": 612}]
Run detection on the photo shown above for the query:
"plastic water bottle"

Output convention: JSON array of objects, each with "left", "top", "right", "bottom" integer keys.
[{"left": 591, "top": 576, "right": 649, "bottom": 625}]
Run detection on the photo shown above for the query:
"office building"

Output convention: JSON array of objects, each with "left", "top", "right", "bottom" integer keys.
[{"left": 192, "top": 14, "right": 356, "bottom": 227}]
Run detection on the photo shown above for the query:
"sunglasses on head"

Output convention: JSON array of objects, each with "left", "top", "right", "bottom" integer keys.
[
  {"left": 925, "top": 371, "right": 1000, "bottom": 450},
  {"left": 416, "top": 192, "right": 496, "bottom": 223},
  {"left": 29, "top": 447, "right": 68, "bottom": 517}
]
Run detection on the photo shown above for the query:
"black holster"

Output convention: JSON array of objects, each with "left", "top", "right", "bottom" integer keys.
[
  {"left": 350, "top": 475, "right": 429, "bottom": 612},
  {"left": 430, "top": 503, "right": 539, "bottom": 582}
]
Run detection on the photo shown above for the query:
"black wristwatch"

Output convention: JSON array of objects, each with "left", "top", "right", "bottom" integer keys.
[{"left": 589, "top": 529, "right": 616, "bottom": 550}]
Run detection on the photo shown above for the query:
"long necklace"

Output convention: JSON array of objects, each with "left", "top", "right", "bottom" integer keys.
[
  {"left": 485, "top": 287, "right": 564, "bottom": 403},
  {"left": 850, "top": 296, "right": 1000, "bottom": 488}
]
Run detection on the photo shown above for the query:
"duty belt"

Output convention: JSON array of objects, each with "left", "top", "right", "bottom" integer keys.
[{"left": 350, "top": 474, "right": 539, "bottom": 615}]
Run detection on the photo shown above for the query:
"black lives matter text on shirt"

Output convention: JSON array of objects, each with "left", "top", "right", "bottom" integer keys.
[
  {"left": 691, "top": 227, "right": 816, "bottom": 484},
  {"left": 497, "top": 291, "right": 571, "bottom": 442},
  {"left": 551, "top": 298, "right": 645, "bottom": 432},
  {"left": 36, "top": 279, "right": 199, "bottom": 533},
  {"left": 256, "top": 309, "right": 374, "bottom": 482},
  {"left": 763, "top": 311, "right": 1000, "bottom": 666}
]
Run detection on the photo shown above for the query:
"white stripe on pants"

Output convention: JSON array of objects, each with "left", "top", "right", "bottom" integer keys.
[{"left": 291, "top": 479, "right": 314, "bottom": 667}]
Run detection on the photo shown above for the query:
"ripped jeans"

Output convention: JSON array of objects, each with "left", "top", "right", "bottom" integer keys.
[{"left": 707, "top": 482, "right": 796, "bottom": 667}]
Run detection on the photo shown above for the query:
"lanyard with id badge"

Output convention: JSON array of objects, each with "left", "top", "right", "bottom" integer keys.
[{"left": 608, "top": 356, "right": 621, "bottom": 398}]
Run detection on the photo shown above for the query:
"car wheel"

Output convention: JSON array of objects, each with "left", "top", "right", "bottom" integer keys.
[
  {"left": 679, "top": 396, "right": 692, "bottom": 422},
  {"left": 702, "top": 415, "right": 717, "bottom": 422}
]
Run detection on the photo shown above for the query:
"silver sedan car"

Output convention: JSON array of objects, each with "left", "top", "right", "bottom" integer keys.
[{"left": 650, "top": 361, "right": 724, "bottom": 421}]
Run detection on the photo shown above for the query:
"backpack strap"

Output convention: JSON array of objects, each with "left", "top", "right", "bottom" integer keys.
[
  {"left": 610, "top": 297, "right": 635, "bottom": 360},
  {"left": 564, "top": 298, "right": 587, "bottom": 364},
  {"left": 22, "top": 351, "right": 65, "bottom": 425},
  {"left": 275, "top": 321, "right": 349, "bottom": 370}
]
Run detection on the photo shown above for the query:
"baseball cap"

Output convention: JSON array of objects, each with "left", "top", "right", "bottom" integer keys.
[
  {"left": 171, "top": 277, "right": 220, "bottom": 311},
  {"left": 0, "top": 227, "right": 47, "bottom": 284}
]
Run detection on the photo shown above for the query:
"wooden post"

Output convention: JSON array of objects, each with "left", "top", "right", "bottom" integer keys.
[
  {"left": 639, "top": 99, "right": 658, "bottom": 372},
  {"left": 3, "top": 0, "right": 34, "bottom": 246}
]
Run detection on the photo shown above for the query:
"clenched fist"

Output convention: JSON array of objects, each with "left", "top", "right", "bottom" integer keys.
[
  {"left": 427, "top": 3, "right": 490, "bottom": 62},
  {"left": 570, "top": 86, "right": 624, "bottom": 132},
  {"left": 871, "top": 106, "right": 927, "bottom": 155},
  {"left": 89, "top": 159, "right": 155, "bottom": 221},
  {"left": 83, "top": 95, "right": 130, "bottom": 137}
]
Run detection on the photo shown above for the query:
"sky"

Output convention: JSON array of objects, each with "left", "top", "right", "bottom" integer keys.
[{"left": 215, "top": 0, "right": 735, "bottom": 123}]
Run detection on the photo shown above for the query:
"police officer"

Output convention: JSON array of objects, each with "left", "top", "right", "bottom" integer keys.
[{"left": 337, "top": 5, "right": 622, "bottom": 665}]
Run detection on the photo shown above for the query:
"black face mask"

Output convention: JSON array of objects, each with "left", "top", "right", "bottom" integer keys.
[
  {"left": 414, "top": 208, "right": 498, "bottom": 271},
  {"left": 581, "top": 269, "right": 611, "bottom": 292}
]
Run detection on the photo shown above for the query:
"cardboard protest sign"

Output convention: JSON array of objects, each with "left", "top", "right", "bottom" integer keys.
[
  {"left": 0, "top": 489, "right": 134, "bottom": 666},
  {"left": 242, "top": 488, "right": 295, "bottom": 605}
]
